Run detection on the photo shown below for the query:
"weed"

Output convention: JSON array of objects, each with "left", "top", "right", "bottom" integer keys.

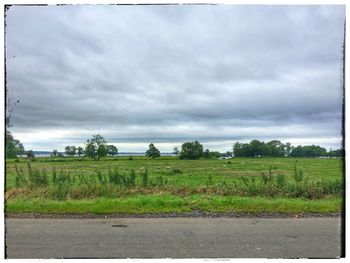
[
  {"left": 141, "top": 168, "right": 149, "bottom": 187},
  {"left": 207, "top": 174, "right": 213, "bottom": 185},
  {"left": 276, "top": 174, "right": 286, "bottom": 188},
  {"left": 27, "top": 163, "right": 49, "bottom": 188},
  {"left": 108, "top": 167, "right": 122, "bottom": 185},
  {"left": 125, "top": 169, "right": 136, "bottom": 187},
  {"left": 294, "top": 169, "right": 304, "bottom": 183},
  {"left": 52, "top": 167, "right": 57, "bottom": 184}
]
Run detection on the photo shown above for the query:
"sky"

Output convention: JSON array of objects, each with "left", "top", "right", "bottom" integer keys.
[{"left": 5, "top": 4, "right": 345, "bottom": 152}]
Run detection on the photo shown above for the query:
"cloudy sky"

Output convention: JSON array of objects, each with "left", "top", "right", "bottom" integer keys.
[{"left": 5, "top": 4, "right": 345, "bottom": 152}]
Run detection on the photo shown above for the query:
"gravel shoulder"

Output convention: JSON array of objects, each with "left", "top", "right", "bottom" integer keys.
[{"left": 5, "top": 211, "right": 343, "bottom": 219}]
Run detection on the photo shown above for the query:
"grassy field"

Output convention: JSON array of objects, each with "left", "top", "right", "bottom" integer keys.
[{"left": 5, "top": 156, "right": 344, "bottom": 214}]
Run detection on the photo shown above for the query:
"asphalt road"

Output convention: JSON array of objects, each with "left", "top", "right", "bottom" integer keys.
[{"left": 5, "top": 217, "right": 342, "bottom": 258}]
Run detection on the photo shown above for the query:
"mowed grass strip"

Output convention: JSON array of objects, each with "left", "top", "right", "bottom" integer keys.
[{"left": 5, "top": 195, "right": 342, "bottom": 214}]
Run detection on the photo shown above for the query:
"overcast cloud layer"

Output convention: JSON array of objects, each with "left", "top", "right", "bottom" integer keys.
[{"left": 6, "top": 5, "right": 345, "bottom": 151}]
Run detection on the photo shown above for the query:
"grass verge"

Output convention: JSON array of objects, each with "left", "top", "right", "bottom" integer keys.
[{"left": 5, "top": 195, "right": 342, "bottom": 214}]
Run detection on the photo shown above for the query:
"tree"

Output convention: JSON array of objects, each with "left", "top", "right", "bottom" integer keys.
[
  {"left": 328, "top": 149, "right": 344, "bottom": 158},
  {"left": 284, "top": 142, "right": 293, "bottom": 156},
  {"left": 85, "top": 134, "right": 107, "bottom": 160},
  {"left": 173, "top": 147, "right": 180, "bottom": 156},
  {"left": 179, "top": 141, "right": 204, "bottom": 160},
  {"left": 145, "top": 143, "right": 161, "bottom": 159},
  {"left": 233, "top": 142, "right": 251, "bottom": 157},
  {"left": 107, "top": 145, "right": 118, "bottom": 156},
  {"left": 65, "top": 146, "right": 77, "bottom": 156},
  {"left": 250, "top": 139, "right": 267, "bottom": 157},
  {"left": 77, "top": 147, "right": 84, "bottom": 157},
  {"left": 266, "top": 140, "right": 285, "bottom": 157},
  {"left": 203, "top": 149, "right": 222, "bottom": 159},
  {"left": 26, "top": 150, "right": 35, "bottom": 159},
  {"left": 97, "top": 144, "right": 108, "bottom": 159},
  {"left": 290, "top": 145, "right": 327, "bottom": 158},
  {"left": 51, "top": 149, "right": 58, "bottom": 157},
  {"left": 203, "top": 149, "right": 210, "bottom": 158},
  {"left": 6, "top": 130, "right": 25, "bottom": 158}
]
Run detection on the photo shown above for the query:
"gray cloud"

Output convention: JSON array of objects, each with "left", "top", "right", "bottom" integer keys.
[{"left": 5, "top": 5, "right": 345, "bottom": 151}]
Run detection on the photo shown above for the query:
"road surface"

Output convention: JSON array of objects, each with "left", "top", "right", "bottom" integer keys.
[{"left": 5, "top": 217, "right": 342, "bottom": 258}]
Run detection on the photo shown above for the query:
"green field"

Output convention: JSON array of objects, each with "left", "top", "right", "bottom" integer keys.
[{"left": 5, "top": 156, "right": 344, "bottom": 214}]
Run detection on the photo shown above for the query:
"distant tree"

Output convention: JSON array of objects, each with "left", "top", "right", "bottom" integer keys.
[
  {"left": 26, "top": 150, "right": 35, "bottom": 159},
  {"left": 5, "top": 130, "right": 25, "bottom": 158},
  {"left": 328, "top": 149, "right": 344, "bottom": 158},
  {"left": 97, "top": 144, "right": 108, "bottom": 159},
  {"left": 179, "top": 141, "right": 204, "bottom": 160},
  {"left": 225, "top": 151, "right": 233, "bottom": 157},
  {"left": 145, "top": 143, "right": 161, "bottom": 159},
  {"left": 64, "top": 146, "right": 77, "bottom": 156},
  {"left": 290, "top": 145, "right": 327, "bottom": 158},
  {"left": 173, "top": 147, "right": 180, "bottom": 156},
  {"left": 51, "top": 149, "right": 58, "bottom": 157},
  {"left": 85, "top": 134, "right": 107, "bottom": 160},
  {"left": 266, "top": 140, "right": 285, "bottom": 157},
  {"left": 77, "top": 147, "right": 84, "bottom": 157},
  {"left": 284, "top": 142, "right": 293, "bottom": 156},
  {"left": 233, "top": 142, "right": 251, "bottom": 157},
  {"left": 107, "top": 145, "right": 118, "bottom": 156},
  {"left": 250, "top": 139, "right": 267, "bottom": 157},
  {"left": 203, "top": 149, "right": 210, "bottom": 158},
  {"left": 202, "top": 149, "right": 221, "bottom": 159}
]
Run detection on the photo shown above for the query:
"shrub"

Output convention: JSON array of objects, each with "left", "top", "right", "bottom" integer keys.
[{"left": 27, "top": 163, "right": 48, "bottom": 188}]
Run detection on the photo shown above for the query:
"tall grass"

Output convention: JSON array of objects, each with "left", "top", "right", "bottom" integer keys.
[{"left": 12, "top": 162, "right": 342, "bottom": 201}]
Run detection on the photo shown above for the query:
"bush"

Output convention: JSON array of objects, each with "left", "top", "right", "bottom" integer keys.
[{"left": 27, "top": 163, "right": 49, "bottom": 188}]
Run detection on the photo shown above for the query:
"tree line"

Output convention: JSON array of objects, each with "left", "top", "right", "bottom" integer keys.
[
  {"left": 233, "top": 139, "right": 344, "bottom": 158},
  {"left": 5, "top": 131, "right": 344, "bottom": 160}
]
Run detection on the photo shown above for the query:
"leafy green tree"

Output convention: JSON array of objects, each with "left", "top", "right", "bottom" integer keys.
[
  {"left": 107, "top": 145, "right": 118, "bottom": 156},
  {"left": 328, "top": 149, "right": 344, "bottom": 157},
  {"left": 26, "top": 150, "right": 35, "bottom": 159},
  {"left": 5, "top": 130, "right": 25, "bottom": 158},
  {"left": 85, "top": 134, "right": 107, "bottom": 160},
  {"left": 284, "top": 142, "right": 293, "bottom": 156},
  {"left": 145, "top": 143, "right": 161, "bottom": 159},
  {"left": 173, "top": 147, "right": 180, "bottom": 156},
  {"left": 250, "top": 139, "right": 267, "bottom": 156},
  {"left": 179, "top": 141, "right": 204, "bottom": 160},
  {"left": 290, "top": 145, "right": 327, "bottom": 158},
  {"left": 234, "top": 140, "right": 288, "bottom": 157},
  {"left": 266, "top": 140, "right": 285, "bottom": 157},
  {"left": 64, "top": 146, "right": 77, "bottom": 156},
  {"left": 51, "top": 149, "right": 58, "bottom": 157},
  {"left": 203, "top": 149, "right": 210, "bottom": 158},
  {"left": 97, "top": 144, "right": 108, "bottom": 159},
  {"left": 233, "top": 142, "right": 251, "bottom": 157},
  {"left": 77, "top": 147, "right": 84, "bottom": 157}
]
